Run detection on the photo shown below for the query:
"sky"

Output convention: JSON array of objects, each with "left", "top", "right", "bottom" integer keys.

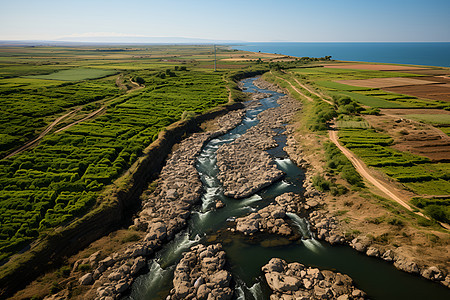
[{"left": 1, "top": 0, "right": 449, "bottom": 42}]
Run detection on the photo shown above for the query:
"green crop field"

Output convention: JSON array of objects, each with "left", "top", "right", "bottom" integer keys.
[
  {"left": 291, "top": 67, "right": 449, "bottom": 109},
  {"left": 25, "top": 68, "right": 118, "bottom": 81},
  {"left": 339, "top": 128, "right": 450, "bottom": 197},
  {"left": 316, "top": 80, "right": 373, "bottom": 91},
  {"left": 0, "top": 45, "right": 267, "bottom": 262},
  {"left": 338, "top": 91, "right": 405, "bottom": 108},
  {"left": 401, "top": 114, "right": 450, "bottom": 125}
]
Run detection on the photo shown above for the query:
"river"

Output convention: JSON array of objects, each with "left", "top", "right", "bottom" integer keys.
[{"left": 125, "top": 78, "right": 450, "bottom": 299}]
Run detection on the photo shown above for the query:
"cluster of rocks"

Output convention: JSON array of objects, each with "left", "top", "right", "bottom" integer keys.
[
  {"left": 258, "top": 96, "right": 300, "bottom": 129},
  {"left": 307, "top": 210, "right": 346, "bottom": 245},
  {"left": 283, "top": 131, "right": 308, "bottom": 169},
  {"left": 67, "top": 110, "right": 246, "bottom": 299},
  {"left": 216, "top": 126, "right": 284, "bottom": 198},
  {"left": 234, "top": 204, "right": 292, "bottom": 236},
  {"left": 262, "top": 258, "right": 367, "bottom": 300},
  {"left": 280, "top": 106, "right": 450, "bottom": 289},
  {"left": 253, "top": 77, "right": 285, "bottom": 94},
  {"left": 348, "top": 237, "right": 450, "bottom": 286},
  {"left": 232, "top": 193, "right": 302, "bottom": 237},
  {"left": 216, "top": 94, "right": 300, "bottom": 199},
  {"left": 251, "top": 92, "right": 272, "bottom": 101},
  {"left": 168, "top": 243, "right": 233, "bottom": 300}
]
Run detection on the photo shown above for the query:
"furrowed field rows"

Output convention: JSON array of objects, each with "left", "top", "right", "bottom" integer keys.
[
  {"left": 291, "top": 67, "right": 449, "bottom": 109},
  {"left": 339, "top": 128, "right": 450, "bottom": 195},
  {"left": 0, "top": 67, "right": 228, "bottom": 261},
  {"left": 0, "top": 79, "right": 120, "bottom": 157}
]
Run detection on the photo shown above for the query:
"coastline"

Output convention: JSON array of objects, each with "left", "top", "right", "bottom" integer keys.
[{"left": 231, "top": 42, "right": 450, "bottom": 68}]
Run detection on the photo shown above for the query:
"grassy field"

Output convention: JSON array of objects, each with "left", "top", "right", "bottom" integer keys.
[
  {"left": 25, "top": 68, "right": 118, "bottom": 81},
  {"left": 291, "top": 67, "right": 449, "bottom": 109},
  {"left": 401, "top": 114, "right": 450, "bottom": 125},
  {"left": 0, "top": 45, "right": 328, "bottom": 263},
  {"left": 0, "top": 45, "right": 268, "bottom": 262}
]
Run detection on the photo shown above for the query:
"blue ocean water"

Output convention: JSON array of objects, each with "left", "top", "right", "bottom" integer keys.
[{"left": 232, "top": 42, "right": 450, "bottom": 67}]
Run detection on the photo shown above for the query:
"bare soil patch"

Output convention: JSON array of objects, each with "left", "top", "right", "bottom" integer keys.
[
  {"left": 364, "top": 114, "right": 450, "bottom": 162},
  {"left": 336, "top": 77, "right": 441, "bottom": 88},
  {"left": 417, "top": 76, "right": 450, "bottom": 84},
  {"left": 402, "top": 69, "right": 450, "bottom": 76},
  {"left": 384, "top": 84, "right": 450, "bottom": 102},
  {"left": 323, "top": 64, "right": 426, "bottom": 71}
]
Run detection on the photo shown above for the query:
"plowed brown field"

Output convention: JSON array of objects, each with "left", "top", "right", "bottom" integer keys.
[
  {"left": 365, "top": 114, "right": 450, "bottom": 162},
  {"left": 385, "top": 84, "right": 450, "bottom": 102},
  {"left": 336, "top": 77, "right": 440, "bottom": 88}
]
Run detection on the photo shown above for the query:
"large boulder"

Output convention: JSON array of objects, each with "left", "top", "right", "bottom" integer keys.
[{"left": 78, "top": 273, "right": 93, "bottom": 285}]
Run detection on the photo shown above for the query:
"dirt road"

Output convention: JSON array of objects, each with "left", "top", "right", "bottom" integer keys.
[
  {"left": 270, "top": 70, "right": 449, "bottom": 230},
  {"left": 329, "top": 127, "right": 450, "bottom": 230},
  {"left": 292, "top": 77, "right": 334, "bottom": 105},
  {"left": 55, "top": 106, "right": 105, "bottom": 133},
  {"left": 328, "top": 128, "right": 412, "bottom": 210},
  {"left": 4, "top": 109, "right": 78, "bottom": 160},
  {"left": 271, "top": 71, "right": 313, "bottom": 102}
]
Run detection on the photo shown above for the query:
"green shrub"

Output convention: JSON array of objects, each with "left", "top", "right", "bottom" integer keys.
[
  {"left": 387, "top": 217, "right": 404, "bottom": 227},
  {"left": 121, "top": 233, "right": 141, "bottom": 243},
  {"left": 330, "top": 184, "right": 348, "bottom": 196},
  {"left": 424, "top": 205, "right": 449, "bottom": 223},
  {"left": 312, "top": 175, "right": 331, "bottom": 191},
  {"left": 78, "top": 264, "right": 91, "bottom": 272},
  {"left": 57, "top": 265, "right": 71, "bottom": 278}
]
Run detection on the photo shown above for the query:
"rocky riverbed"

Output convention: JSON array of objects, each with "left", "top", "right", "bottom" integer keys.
[
  {"left": 64, "top": 110, "right": 246, "bottom": 300},
  {"left": 233, "top": 193, "right": 302, "bottom": 237},
  {"left": 262, "top": 258, "right": 367, "bottom": 300},
  {"left": 216, "top": 93, "right": 300, "bottom": 199},
  {"left": 281, "top": 104, "right": 450, "bottom": 288},
  {"left": 53, "top": 77, "right": 449, "bottom": 300},
  {"left": 168, "top": 243, "right": 232, "bottom": 300}
]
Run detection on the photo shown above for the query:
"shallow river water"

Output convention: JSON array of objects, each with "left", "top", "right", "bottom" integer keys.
[{"left": 125, "top": 78, "right": 450, "bottom": 300}]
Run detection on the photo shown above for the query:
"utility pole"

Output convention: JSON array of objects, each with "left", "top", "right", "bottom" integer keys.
[{"left": 214, "top": 45, "right": 217, "bottom": 72}]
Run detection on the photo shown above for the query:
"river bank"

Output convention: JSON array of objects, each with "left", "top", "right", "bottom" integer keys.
[
  {"left": 125, "top": 77, "right": 449, "bottom": 300},
  {"left": 259, "top": 75, "right": 450, "bottom": 287},
  {"left": 17, "top": 76, "right": 450, "bottom": 300}
]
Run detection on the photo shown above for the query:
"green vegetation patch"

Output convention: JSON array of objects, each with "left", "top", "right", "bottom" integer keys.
[
  {"left": 339, "top": 128, "right": 450, "bottom": 196},
  {"left": 406, "top": 180, "right": 450, "bottom": 196},
  {"left": 0, "top": 45, "right": 234, "bottom": 261},
  {"left": 339, "top": 91, "right": 405, "bottom": 108},
  {"left": 0, "top": 79, "right": 120, "bottom": 157},
  {"left": 324, "top": 142, "right": 364, "bottom": 187},
  {"left": 402, "top": 114, "right": 450, "bottom": 125},
  {"left": 25, "top": 68, "right": 118, "bottom": 81},
  {"left": 411, "top": 197, "right": 450, "bottom": 224},
  {"left": 316, "top": 80, "right": 372, "bottom": 91}
]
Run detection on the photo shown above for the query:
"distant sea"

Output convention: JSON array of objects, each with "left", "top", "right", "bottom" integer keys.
[{"left": 232, "top": 42, "right": 450, "bottom": 67}]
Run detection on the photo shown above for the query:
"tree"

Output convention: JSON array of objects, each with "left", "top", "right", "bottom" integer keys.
[{"left": 133, "top": 76, "right": 145, "bottom": 85}]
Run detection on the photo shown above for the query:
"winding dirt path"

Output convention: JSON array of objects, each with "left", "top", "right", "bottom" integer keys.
[
  {"left": 329, "top": 127, "right": 450, "bottom": 230},
  {"left": 54, "top": 106, "right": 105, "bottom": 133},
  {"left": 328, "top": 127, "right": 411, "bottom": 210},
  {"left": 270, "top": 70, "right": 450, "bottom": 230},
  {"left": 292, "top": 77, "right": 334, "bottom": 105},
  {"left": 271, "top": 71, "right": 313, "bottom": 102},
  {"left": 4, "top": 109, "right": 78, "bottom": 160}
]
